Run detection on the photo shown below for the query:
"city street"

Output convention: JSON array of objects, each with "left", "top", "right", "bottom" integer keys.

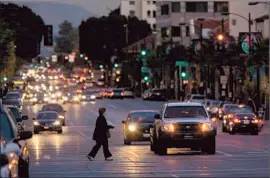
[{"left": 22, "top": 99, "right": 269, "bottom": 177}]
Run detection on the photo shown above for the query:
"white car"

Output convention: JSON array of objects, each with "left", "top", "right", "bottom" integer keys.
[
  {"left": 96, "top": 80, "right": 105, "bottom": 86},
  {"left": 1, "top": 135, "right": 20, "bottom": 178},
  {"left": 185, "top": 94, "right": 206, "bottom": 104},
  {"left": 123, "top": 88, "right": 134, "bottom": 99}
]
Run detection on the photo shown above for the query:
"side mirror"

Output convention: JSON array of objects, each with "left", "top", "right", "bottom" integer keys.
[
  {"left": 122, "top": 120, "right": 126, "bottom": 124},
  {"left": 19, "top": 131, "right": 32, "bottom": 140},
  {"left": 154, "top": 114, "right": 161, "bottom": 120},
  {"left": 22, "top": 115, "right": 28, "bottom": 120},
  {"left": 0, "top": 154, "right": 9, "bottom": 167}
]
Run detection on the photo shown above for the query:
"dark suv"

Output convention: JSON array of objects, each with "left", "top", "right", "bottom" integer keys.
[{"left": 150, "top": 102, "right": 216, "bottom": 155}]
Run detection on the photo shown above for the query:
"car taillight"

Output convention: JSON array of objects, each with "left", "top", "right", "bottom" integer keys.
[
  {"left": 121, "top": 92, "right": 124, "bottom": 96},
  {"left": 234, "top": 118, "right": 241, "bottom": 123},
  {"left": 252, "top": 119, "right": 259, "bottom": 124}
]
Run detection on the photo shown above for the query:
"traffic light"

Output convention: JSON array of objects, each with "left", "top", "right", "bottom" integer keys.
[
  {"left": 84, "top": 56, "right": 88, "bottom": 61},
  {"left": 44, "top": 25, "right": 53, "bottom": 46},
  {"left": 114, "top": 63, "right": 119, "bottom": 68},
  {"left": 180, "top": 67, "right": 188, "bottom": 79},
  {"left": 216, "top": 33, "right": 224, "bottom": 41},
  {"left": 143, "top": 76, "right": 149, "bottom": 81},
  {"left": 80, "top": 54, "right": 84, "bottom": 58},
  {"left": 2, "top": 76, "right": 8, "bottom": 82},
  {"left": 141, "top": 50, "right": 147, "bottom": 56},
  {"left": 181, "top": 71, "right": 186, "bottom": 78},
  {"left": 99, "top": 65, "right": 103, "bottom": 69}
]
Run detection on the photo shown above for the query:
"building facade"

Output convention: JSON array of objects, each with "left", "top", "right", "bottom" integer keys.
[{"left": 120, "top": 0, "right": 157, "bottom": 30}]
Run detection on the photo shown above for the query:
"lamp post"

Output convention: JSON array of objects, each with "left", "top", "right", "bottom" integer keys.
[{"left": 249, "top": 1, "right": 270, "bottom": 119}]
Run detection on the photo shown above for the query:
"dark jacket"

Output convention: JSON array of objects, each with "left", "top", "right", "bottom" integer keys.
[{"left": 92, "top": 115, "right": 112, "bottom": 141}]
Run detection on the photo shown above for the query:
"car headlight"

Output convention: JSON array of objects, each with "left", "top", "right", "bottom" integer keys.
[
  {"left": 52, "top": 94, "right": 56, "bottom": 98},
  {"left": 59, "top": 115, "right": 65, "bottom": 119},
  {"left": 63, "top": 96, "right": 68, "bottom": 101},
  {"left": 53, "top": 120, "right": 61, "bottom": 125},
  {"left": 163, "top": 123, "right": 175, "bottom": 132},
  {"left": 201, "top": 123, "right": 213, "bottom": 132},
  {"left": 57, "top": 92, "right": 62, "bottom": 97},
  {"left": 90, "top": 95, "right": 96, "bottom": 99},
  {"left": 54, "top": 76, "right": 58, "bottom": 80},
  {"left": 128, "top": 124, "right": 136, "bottom": 132},
  {"left": 82, "top": 95, "right": 86, "bottom": 99},
  {"left": 74, "top": 96, "right": 79, "bottom": 101},
  {"left": 33, "top": 121, "right": 40, "bottom": 126},
  {"left": 32, "top": 98, "right": 37, "bottom": 102},
  {"left": 252, "top": 119, "right": 259, "bottom": 124},
  {"left": 44, "top": 97, "right": 48, "bottom": 101}
]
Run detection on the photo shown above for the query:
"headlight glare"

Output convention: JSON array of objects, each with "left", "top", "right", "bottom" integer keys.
[
  {"left": 164, "top": 123, "right": 175, "bottom": 132},
  {"left": 128, "top": 124, "right": 136, "bottom": 132},
  {"left": 53, "top": 120, "right": 61, "bottom": 125},
  {"left": 201, "top": 123, "right": 213, "bottom": 132},
  {"left": 33, "top": 121, "right": 39, "bottom": 126}
]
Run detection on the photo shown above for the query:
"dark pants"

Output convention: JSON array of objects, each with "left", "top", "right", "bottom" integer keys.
[{"left": 88, "top": 139, "right": 112, "bottom": 158}]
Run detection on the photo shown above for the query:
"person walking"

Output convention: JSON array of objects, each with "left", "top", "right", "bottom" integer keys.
[{"left": 87, "top": 107, "right": 114, "bottom": 161}]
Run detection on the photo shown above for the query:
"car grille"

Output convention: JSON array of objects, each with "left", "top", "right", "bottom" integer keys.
[
  {"left": 176, "top": 123, "right": 200, "bottom": 133},
  {"left": 39, "top": 121, "right": 54, "bottom": 126}
]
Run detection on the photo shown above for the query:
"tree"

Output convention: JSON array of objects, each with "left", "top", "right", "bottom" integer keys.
[
  {"left": 55, "top": 20, "right": 78, "bottom": 53},
  {"left": 0, "top": 42, "right": 16, "bottom": 83}
]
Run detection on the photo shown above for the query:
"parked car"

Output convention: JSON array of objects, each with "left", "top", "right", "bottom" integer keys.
[
  {"left": 123, "top": 88, "right": 135, "bottom": 99},
  {"left": 108, "top": 89, "right": 124, "bottom": 99},
  {"left": 185, "top": 94, "right": 206, "bottom": 104}
]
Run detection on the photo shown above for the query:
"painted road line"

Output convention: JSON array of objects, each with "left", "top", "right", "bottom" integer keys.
[
  {"left": 107, "top": 104, "right": 117, "bottom": 109},
  {"left": 247, "top": 152, "right": 268, "bottom": 154},
  {"left": 252, "top": 148, "right": 268, "bottom": 152},
  {"left": 107, "top": 120, "right": 115, "bottom": 126},
  {"left": 216, "top": 150, "right": 233, "bottom": 156}
]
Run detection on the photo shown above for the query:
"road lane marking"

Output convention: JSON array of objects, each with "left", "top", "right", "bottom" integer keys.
[
  {"left": 107, "top": 120, "right": 115, "bottom": 126},
  {"left": 247, "top": 152, "right": 268, "bottom": 154},
  {"left": 43, "top": 155, "right": 51, "bottom": 159},
  {"left": 124, "top": 150, "right": 139, "bottom": 157},
  {"left": 107, "top": 104, "right": 117, "bottom": 109},
  {"left": 171, "top": 174, "right": 179, "bottom": 177},
  {"left": 252, "top": 148, "right": 268, "bottom": 152},
  {"left": 216, "top": 150, "right": 233, "bottom": 156},
  {"left": 77, "top": 131, "right": 86, "bottom": 137}
]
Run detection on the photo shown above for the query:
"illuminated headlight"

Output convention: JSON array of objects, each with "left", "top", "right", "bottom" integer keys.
[
  {"left": 82, "top": 95, "right": 86, "bottom": 99},
  {"left": 63, "top": 96, "right": 68, "bottom": 101},
  {"left": 163, "top": 123, "right": 175, "bottom": 132},
  {"left": 32, "top": 98, "right": 37, "bottom": 102},
  {"left": 90, "top": 95, "right": 96, "bottom": 99},
  {"left": 44, "top": 97, "right": 48, "bottom": 101},
  {"left": 59, "top": 115, "right": 65, "bottom": 119},
  {"left": 54, "top": 76, "right": 58, "bottom": 80},
  {"left": 33, "top": 121, "right": 40, "bottom": 126},
  {"left": 201, "top": 123, "right": 213, "bottom": 132},
  {"left": 8, "top": 152, "right": 16, "bottom": 160},
  {"left": 128, "top": 124, "right": 136, "bottom": 132},
  {"left": 73, "top": 96, "right": 79, "bottom": 101},
  {"left": 207, "top": 107, "right": 210, "bottom": 110},
  {"left": 53, "top": 120, "right": 61, "bottom": 125},
  {"left": 52, "top": 94, "right": 56, "bottom": 98},
  {"left": 57, "top": 92, "right": 62, "bottom": 97}
]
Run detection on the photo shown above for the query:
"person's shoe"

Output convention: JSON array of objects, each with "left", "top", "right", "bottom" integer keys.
[
  {"left": 105, "top": 157, "right": 113, "bottom": 161},
  {"left": 87, "top": 155, "right": 94, "bottom": 161}
]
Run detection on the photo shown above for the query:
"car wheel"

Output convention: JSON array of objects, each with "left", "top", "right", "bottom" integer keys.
[
  {"left": 58, "top": 130, "right": 63, "bottom": 134},
  {"left": 124, "top": 139, "right": 131, "bottom": 145},
  {"left": 156, "top": 141, "right": 167, "bottom": 155},
  {"left": 251, "top": 130, "right": 259, "bottom": 135},
  {"left": 34, "top": 131, "right": 39, "bottom": 134},
  {"left": 204, "top": 136, "right": 216, "bottom": 155}
]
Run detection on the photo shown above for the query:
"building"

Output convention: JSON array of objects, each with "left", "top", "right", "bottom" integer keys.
[
  {"left": 120, "top": 0, "right": 157, "bottom": 30},
  {"left": 155, "top": 0, "right": 229, "bottom": 46},
  {"left": 228, "top": 0, "right": 269, "bottom": 39}
]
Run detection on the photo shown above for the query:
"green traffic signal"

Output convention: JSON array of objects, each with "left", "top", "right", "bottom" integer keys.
[
  {"left": 141, "top": 50, "right": 146, "bottom": 56},
  {"left": 181, "top": 72, "right": 186, "bottom": 78},
  {"left": 99, "top": 65, "right": 103, "bottom": 69},
  {"left": 80, "top": 54, "right": 84, "bottom": 58},
  {"left": 3, "top": 76, "right": 8, "bottom": 82},
  {"left": 114, "top": 63, "right": 119, "bottom": 68},
  {"left": 143, "top": 76, "right": 149, "bottom": 81}
]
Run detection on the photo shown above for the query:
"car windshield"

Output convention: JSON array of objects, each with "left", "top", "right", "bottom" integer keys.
[
  {"left": 42, "top": 105, "right": 63, "bottom": 112},
  {"left": 211, "top": 101, "right": 221, "bottom": 106},
  {"left": 130, "top": 112, "right": 158, "bottom": 123},
  {"left": 164, "top": 106, "right": 208, "bottom": 118},
  {"left": 192, "top": 96, "right": 205, "bottom": 100},
  {"left": 6, "top": 93, "right": 20, "bottom": 99},
  {"left": 225, "top": 105, "right": 239, "bottom": 110},
  {"left": 231, "top": 107, "right": 253, "bottom": 113},
  {"left": 83, "top": 91, "right": 95, "bottom": 95},
  {"left": 37, "top": 113, "right": 57, "bottom": 120},
  {"left": 0, "top": 113, "right": 14, "bottom": 141},
  {"left": 9, "top": 107, "right": 21, "bottom": 119}
]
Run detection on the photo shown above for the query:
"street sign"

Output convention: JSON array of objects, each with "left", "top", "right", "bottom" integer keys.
[
  {"left": 175, "top": 61, "right": 189, "bottom": 67},
  {"left": 68, "top": 55, "right": 75, "bottom": 63},
  {"left": 220, "top": 75, "right": 228, "bottom": 84},
  {"left": 52, "top": 55, "right": 57, "bottom": 63}
]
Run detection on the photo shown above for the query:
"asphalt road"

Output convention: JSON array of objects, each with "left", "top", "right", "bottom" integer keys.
[{"left": 22, "top": 99, "right": 269, "bottom": 177}]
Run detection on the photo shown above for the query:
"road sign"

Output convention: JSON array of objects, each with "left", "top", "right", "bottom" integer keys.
[
  {"left": 68, "top": 55, "right": 75, "bottom": 63},
  {"left": 52, "top": 55, "right": 57, "bottom": 63},
  {"left": 175, "top": 61, "right": 189, "bottom": 67},
  {"left": 220, "top": 75, "right": 228, "bottom": 84}
]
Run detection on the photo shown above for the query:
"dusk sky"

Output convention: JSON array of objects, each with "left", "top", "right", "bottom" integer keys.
[{"left": 6, "top": 0, "right": 122, "bottom": 16}]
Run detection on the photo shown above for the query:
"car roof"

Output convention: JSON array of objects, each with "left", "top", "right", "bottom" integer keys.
[
  {"left": 38, "top": 111, "right": 58, "bottom": 114},
  {"left": 129, "top": 110, "right": 159, "bottom": 114},
  {"left": 3, "top": 105, "right": 17, "bottom": 108},
  {"left": 6, "top": 91, "right": 20, "bottom": 94},
  {"left": 166, "top": 102, "right": 204, "bottom": 107}
]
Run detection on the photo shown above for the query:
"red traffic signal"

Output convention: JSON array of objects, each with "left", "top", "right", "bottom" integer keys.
[{"left": 216, "top": 34, "right": 224, "bottom": 41}]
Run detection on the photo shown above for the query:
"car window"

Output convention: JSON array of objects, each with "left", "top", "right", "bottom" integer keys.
[
  {"left": 224, "top": 105, "right": 238, "bottom": 110},
  {"left": 0, "top": 113, "right": 15, "bottom": 141},
  {"left": 42, "top": 105, "right": 63, "bottom": 112},
  {"left": 6, "top": 93, "right": 20, "bottom": 99},
  {"left": 230, "top": 107, "right": 253, "bottom": 113},
  {"left": 37, "top": 113, "right": 57, "bottom": 120},
  {"left": 192, "top": 96, "right": 205, "bottom": 100},
  {"left": 129, "top": 112, "right": 158, "bottom": 123},
  {"left": 164, "top": 106, "right": 207, "bottom": 118},
  {"left": 83, "top": 91, "right": 95, "bottom": 95},
  {"left": 7, "top": 110, "right": 17, "bottom": 124},
  {"left": 9, "top": 108, "right": 21, "bottom": 119}
]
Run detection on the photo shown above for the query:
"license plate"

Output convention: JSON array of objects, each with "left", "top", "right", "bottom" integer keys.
[
  {"left": 243, "top": 120, "right": 249, "bottom": 124},
  {"left": 115, "top": 93, "right": 120, "bottom": 96},
  {"left": 44, "top": 126, "right": 49, "bottom": 129},
  {"left": 143, "top": 134, "right": 150, "bottom": 138}
]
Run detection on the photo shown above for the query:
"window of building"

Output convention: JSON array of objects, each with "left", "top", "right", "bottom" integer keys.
[
  {"left": 153, "top": 1, "right": 156, "bottom": 4},
  {"left": 147, "top": 1, "right": 151, "bottom": 4},
  {"left": 161, "top": 27, "right": 169, "bottom": 38},
  {"left": 171, "top": 26, "right": 181, "bottom": 37},
  {"left": 147, "top": 10, "right": 151, "bottom": 17},
  {"left": 232, "top": 19, "right": 237, "bottom": 26},
  {"left": 186, "top": 2, "right": 208, "bottom": 12},
  {"left": 129, "top": 10, "right": 135, "bottom": 17},
  {"left": 153, "top": 24, "right": 156, "bottom": 30},
  {"left": 214, "top": 2, "right": 229, "bottom": 12},
  {"left": 161, "top": 4, "right": 169, "bottom": 15},
  {"left": 153, "top": 10, "right": 156, "bottom": 18},
  {"left": 186, "top": 26, "right": 190, "bottom": 37},
  {"left": 129, "top": 1, "right": 135, "bottom": 5},
  {"left": 172, "top": 2, "right": 181, "bottom": 13}
]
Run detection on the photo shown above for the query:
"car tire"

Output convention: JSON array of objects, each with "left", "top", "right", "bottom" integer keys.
[
  {"left": 251, "top": 131, "right": 259, "bottom": 135},
  {"left": 203, "top": 136, "right": 216, "bottom": 155},
  {"left": 156, "top": 141, "right": 167, "bottom": 155},
  {"left": 124, "top": 139, "right": 131, "bottom": 145},
  {"left": 222, "top": 124, "right": 227, "bottom": 132},
  {"left": 58, "top": 130, "right": 63, "bottom": 134},
  {"left": 34, "top": 131, "right": 39, "bottom": 134}
]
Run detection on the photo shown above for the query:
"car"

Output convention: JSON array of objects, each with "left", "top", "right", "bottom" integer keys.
[
  {"left": 123, "top": 88, "right": 135, "bottom": 99},
  {"left": 4, "top": 105, "right": 28, "bottom": 133},
  {"left": 41, "top": 104, "right": 66, "bottom": 126},
  {"left": 81, "top": 90, "right": 97, "bottom": 101},
  {"left": 62, "top": 91, "right": 81, "bottom": 104},
  {"left": 122, "top": 110, "right": 159, "bottom": 145},
  {"left": 143, "top": 89, "right": 167, "bottom": 101},
  {"left": 108, "top": 89, "right": 124, "bottom": 99},
  {"left": 84, "top": 79, "right": 94, "bottom": 88},
  {"left": 222, "top": 105, "right": 261, "bottom": 135},
  {"left": 217, "top": 103, "right": 238, "bottom": 120},
  {"left": 0, "top": 105, "right": 32, "bottom": 177},
  {"left": 96, "top": 79, "right": 105, "bottom": 86},
  {"left": 3, "top": 92, "right": 23, "bottom": 103},
  {"left": 33, "top": 111, "right": 63, "bottom": 134},
  {"left": 31, "top": 93, "right": 47, "bottom": 105},
  {"left": 205, "top": 100, "right": 223, "bottom": 113},
  {"left": 185, "top": 94, "right": 206, "bottom": 104},
  {"left": 2, "top": 99, "right": 23, "bottom": 112},
  {"left": 150, "top": 102, "right": 216, "bottom": 155}
]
